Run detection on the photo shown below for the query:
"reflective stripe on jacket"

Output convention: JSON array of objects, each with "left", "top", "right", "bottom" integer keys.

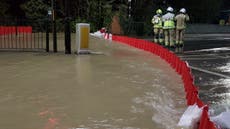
[
  {"left": 162, "top": 12, "right": 175, "bottom": 29},
  {"left": 152, "top": 15, "right": 163, "bottom": 28}
]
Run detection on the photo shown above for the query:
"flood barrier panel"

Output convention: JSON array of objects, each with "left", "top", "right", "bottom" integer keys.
[{"left": 112, "top": 35, "right": 217, "bottom": 129}]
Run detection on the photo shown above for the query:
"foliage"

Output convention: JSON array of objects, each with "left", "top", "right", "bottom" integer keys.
[
  {"left": 21, "top": 0, "right": 49, "bottom": 20},
  {"left": 88, "top": 0, "right": 115, "bottom": 30},
  {"left": 118, "top": 0, "right": 154, "bottom": 36},
  {"left": 102, "top": 3, "right": 114, "bottom": 31},
  {"left": 0, "top": 0, "right": 9, "bottom": 16},
  {"left": 117, "top": 3, "right": 129, "bottom": 35},
  {"left": 67, "top": 0, "right": 115, "bottom": 31},
  {"left": 70, "top": 17, "right": 87, "bottom": 32},
  {"left": 2, "top": 0, "right": 227, "bottom": 34}
]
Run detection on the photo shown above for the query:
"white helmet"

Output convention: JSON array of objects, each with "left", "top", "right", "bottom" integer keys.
[
  {"left": 167, "top": 7, "right": 174, "bottom": 12},
  {"left": 180, "top": 8, "right": 186, "bottom": 13}
]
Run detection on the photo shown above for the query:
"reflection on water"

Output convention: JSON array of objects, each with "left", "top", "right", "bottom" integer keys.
[
  {"left": 217, "top": 62, "right": 230, "bottom": 73},
  {"left": 195, "top": 70, "right": 230, "bottom": 115},
  {"left": 212, "top": 62, "right": 230, "bottom": 112},
  {"left": 0, "top": 37, "right": 185, "bottom": 129},
  {"left": 186, "top": 48, "right": 230, "bottom": 116},
  {"left": 209, "top": 78, "right": 230, "bottom": 116}
]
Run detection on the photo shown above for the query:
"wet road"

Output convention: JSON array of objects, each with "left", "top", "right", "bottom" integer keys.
[
  {"left": 180, "top": 36, "right": 230, "bottom": 115},
  {"left": 0, "top": 37, "right": 185, "bottom": 129},
  {"left": 184, "top": 34, "right": 230, "bottom": 51}
]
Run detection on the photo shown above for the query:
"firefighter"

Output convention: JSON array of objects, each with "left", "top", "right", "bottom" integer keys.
[
  {"left": 151, "top": 9, "right": 163, "bottom": 44},
  {"left": 175, "top": 8, "right": 190, "bottom": 53},
  {"left": 162, "top": 7, "right": 175, "bottom": 51}
]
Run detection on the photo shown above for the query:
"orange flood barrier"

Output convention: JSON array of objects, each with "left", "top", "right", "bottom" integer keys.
[{"left": 112, "top": 35, "right": 216, "bottom": 129}]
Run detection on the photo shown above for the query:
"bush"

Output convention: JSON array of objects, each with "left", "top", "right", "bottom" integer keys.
[
  {"left": 135, "top": 22, "right": 144, "bottom": 36},
  {"left": 70, "top": 18, "right": 87, "bottom": 32}
]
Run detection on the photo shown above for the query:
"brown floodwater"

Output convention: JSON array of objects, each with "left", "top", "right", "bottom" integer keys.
[{"left": 0, "top": 36, "right": 186, "bottom": 129}]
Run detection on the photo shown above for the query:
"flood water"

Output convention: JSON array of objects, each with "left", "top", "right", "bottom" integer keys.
[
  {"left": 181, "top": 47, "right": 230, "bottom": 115},
  {"left": 0, "top": 37, "right": 186, "bottom": 129}
]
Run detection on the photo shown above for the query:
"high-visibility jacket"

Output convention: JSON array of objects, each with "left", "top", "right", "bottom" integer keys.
[
  {"left": 151, "top": 15, "right": 163, "bottom": 28},
  {"left": 162, "top": 12, "right": 175, "bottom": 29},
  {"left": 175, "top": 13, "right": 190, "bottom": 29}
]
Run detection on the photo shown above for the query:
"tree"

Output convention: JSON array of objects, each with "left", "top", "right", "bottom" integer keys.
[
  {"left": 20, "top": 0, "right": 49, "bottom": 20},
  {"left": 70, "top": 0, "right": 116, "bottom": 31},
  {"left": 0, "top": 0, "right": 10, "bottom": 16},
  {"left": 183, "top": 0, "right": 221, "bottom": 23},
  {"left": 221, "top": 0, "right": 230, "bottom": 10}
]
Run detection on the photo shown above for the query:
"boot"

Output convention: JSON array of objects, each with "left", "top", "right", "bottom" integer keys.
[
  {"left": 179, "top": 44, "right": 184, "bottom": 54},
  {"left": 175, "top": 47, "right": 179, "bottom": 53},
  {"left": 169, "top": 46, "right": 175, "bottom": 52}
]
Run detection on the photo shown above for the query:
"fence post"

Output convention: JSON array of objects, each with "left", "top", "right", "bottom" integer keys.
[
  {"left": 46, "top": 19, "right": 50, "bottom": 52},
  {"left": 52, "top": 0, "right": 57, "bottom": 53},
  {"left": 64, "top": 0, "right": 71, "bottom": 54}
]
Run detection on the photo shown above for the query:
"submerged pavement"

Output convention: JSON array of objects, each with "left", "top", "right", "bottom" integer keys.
[{"left": 0, "top": 37, "right": 186, "bottom": 129}]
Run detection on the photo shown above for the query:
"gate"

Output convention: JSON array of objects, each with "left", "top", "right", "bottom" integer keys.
[{"left": 0, "top": 18, "right": 47, "bottom": 51}]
